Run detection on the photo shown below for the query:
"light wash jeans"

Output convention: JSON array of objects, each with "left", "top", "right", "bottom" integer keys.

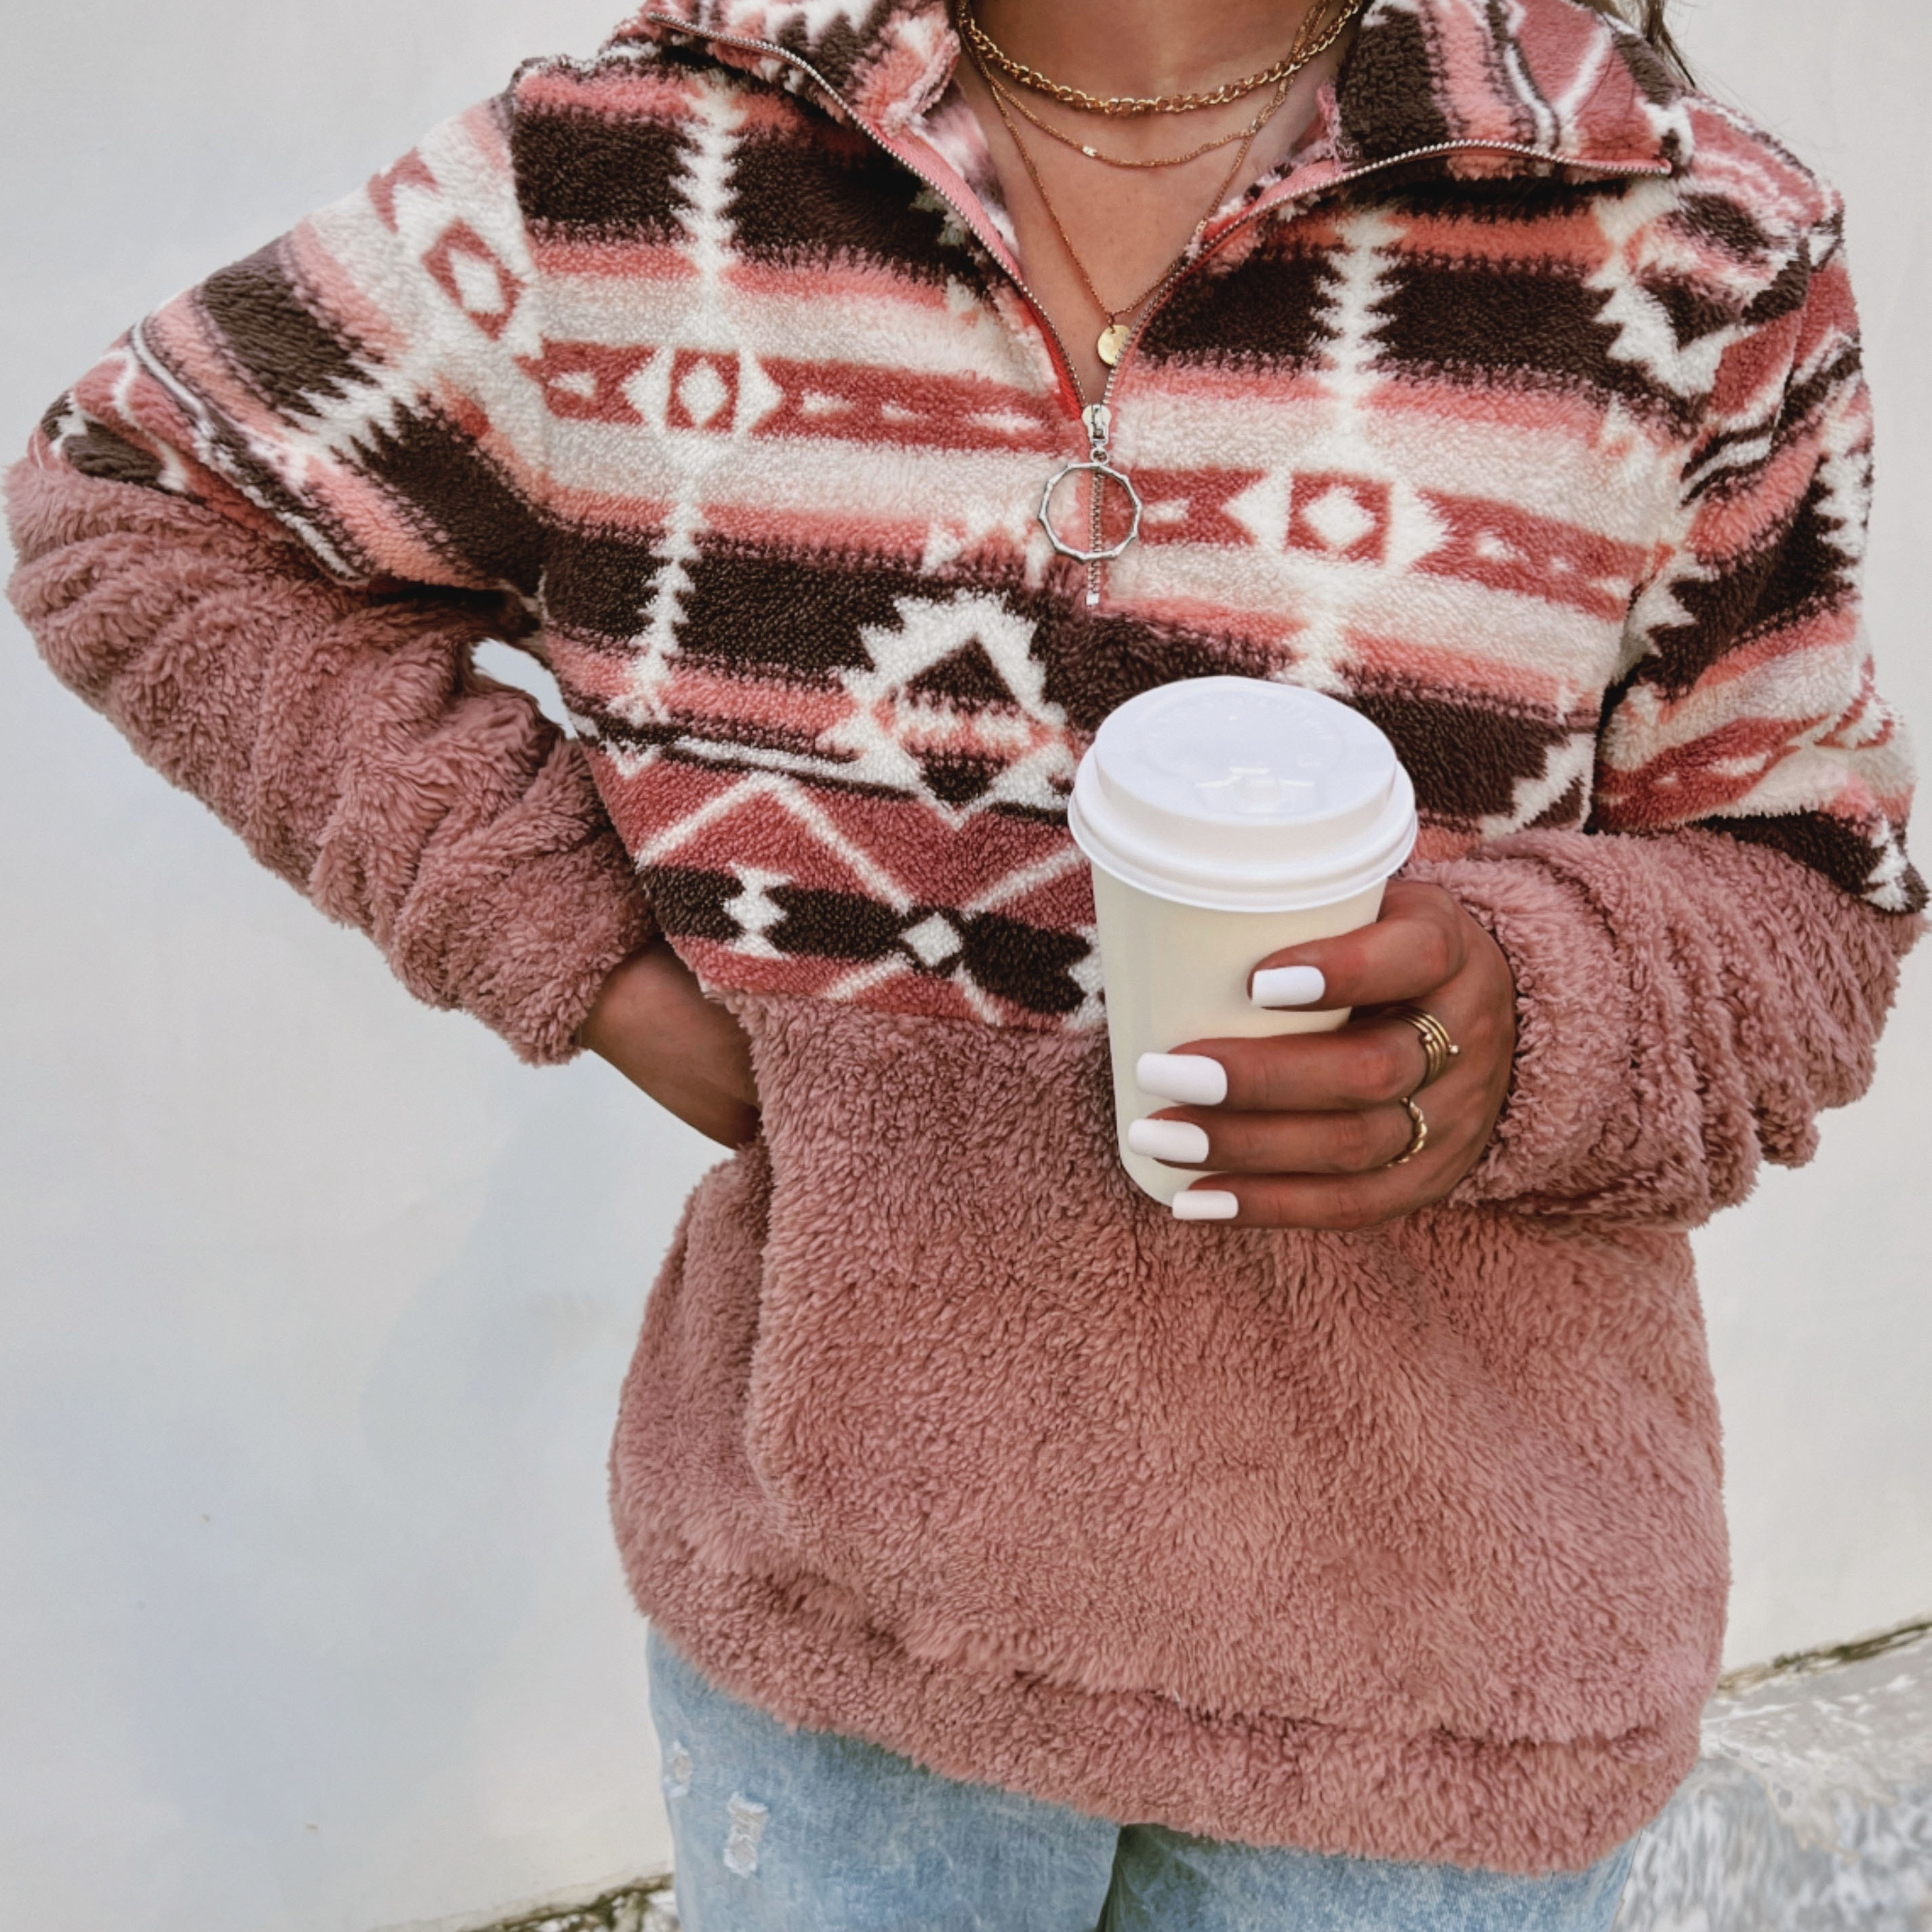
[{"left": 646, "top": 1626, "right": 1637, "bottom": 1931}]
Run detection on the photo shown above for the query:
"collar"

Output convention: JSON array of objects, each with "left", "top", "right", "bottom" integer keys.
[
  {"left": 610, "top": 0, "right": 1689, "bottom": 173},
  {"left": 608, "top": 2, "right": 961, "bottom": 128},
  {"left": 1330, "top": 0, "right": 1688, "bottom": 175}
]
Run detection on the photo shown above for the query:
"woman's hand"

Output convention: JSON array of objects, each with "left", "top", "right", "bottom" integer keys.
[
  {"left": 578, "top": 940, "right": 761, "bottom": 1148},
  {"left": 1131, "top": 881, "right": 1517, "bottom": 1228}
]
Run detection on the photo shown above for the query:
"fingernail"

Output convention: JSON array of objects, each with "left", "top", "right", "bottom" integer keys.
[
  {"left": 1127, "top": 1116, "right": 1212, "bottom": 1165},
  {"left": 1251, "top": 965, "right": 1327, "bottom": 1009},
  {"left": 1135, "top": 1053, "right": 1228, "bottom": 1107},
  {"left": 1173, "top": 1190, "right": 1240, "bottom": 1222}
]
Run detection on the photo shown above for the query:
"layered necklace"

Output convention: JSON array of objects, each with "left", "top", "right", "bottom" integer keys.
[
  {"left": 962, "top": 0, "right": 1363, "bottom": 367},
  {"left": 961, "top": 1, "right": 1358, "bottom": 117}
]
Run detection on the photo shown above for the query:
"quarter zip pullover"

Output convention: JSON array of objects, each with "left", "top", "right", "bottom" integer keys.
[{"left": 7, "top": 0, "right": 1922, "bottom": 1873}]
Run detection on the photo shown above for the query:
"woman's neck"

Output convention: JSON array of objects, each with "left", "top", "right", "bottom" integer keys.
[{"left": 967, "top": 0, "right": 1327, "bottom": 105}]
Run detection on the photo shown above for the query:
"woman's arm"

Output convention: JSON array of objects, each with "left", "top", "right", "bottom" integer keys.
[
  {"left": 1420, "top": 824, "right": 1915, "bottom": 1222},
  {"left": 576, "top": 944, "right": 760, "bottom": 1148},
  {"left": 6, "top": 457, "right": 653, "bottom": 1067},
  {"left": 5, "top": 94, "right": 759, "bottom": 1123},
  {"left": 1446, "top": 187, "right": 1923, "bottom": 1223}
]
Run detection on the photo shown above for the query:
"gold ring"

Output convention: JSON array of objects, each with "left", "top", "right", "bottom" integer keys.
[
  {"left": 1389, "top": 1004, "right": 1461, "bottom": 1091},
  {"left": 1386, "top": 1095, "right": 1429, "bottom": 1168}
]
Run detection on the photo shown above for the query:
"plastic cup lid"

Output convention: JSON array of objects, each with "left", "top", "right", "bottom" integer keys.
[{"left": 1068, "top": 677, "right": 1417, "bottom": 912}]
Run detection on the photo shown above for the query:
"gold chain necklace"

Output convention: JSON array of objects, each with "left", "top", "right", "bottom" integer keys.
[
  {"left": 959, "top": 0, "right": 1356, "bottom": 119},
  {"left": 980, "top": 60, "right": 1297, "bottom": 172}
]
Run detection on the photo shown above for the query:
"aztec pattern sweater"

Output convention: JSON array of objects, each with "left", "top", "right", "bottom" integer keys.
[{"left": 7, "top": 0, "right": 1923, "bottom": 1875}]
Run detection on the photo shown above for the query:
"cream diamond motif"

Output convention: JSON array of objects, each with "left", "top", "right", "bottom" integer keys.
[
  {"left": 449, "top": 249, "right": 510, "bottom": 317},
  {"left": 820, "top": 592, "right": 1075, "bottom": 825},
  {"left": 721, "top": 868, "right": 788, "bottom": 958},
  {"left": 677, "top": 360, "right": 731, "bottom": 428},
  {"left": 1302, "top": 485, "right": 1379, "bottom": 554},
  {"left": 900, "top": 912, "right": 964, "bottom": 968}
]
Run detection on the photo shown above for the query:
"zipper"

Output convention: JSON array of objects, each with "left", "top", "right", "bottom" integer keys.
[
  {"left": 639, "top": 14, "right": 1091, "bottom": 405},
  {"left": 642, "top": 11, "right": 1117, "bottom": 599},
  {"left": 638, "top": 14, "right": 1672, "bottom": 609}
]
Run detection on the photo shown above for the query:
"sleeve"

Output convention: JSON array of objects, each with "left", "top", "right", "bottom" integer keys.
[
  {"left": 5, "top": 96, "right": 655, "bottom": 1065},
  {"left": 1421, "top": 198, "right": 1923, "bottom": 1225}
]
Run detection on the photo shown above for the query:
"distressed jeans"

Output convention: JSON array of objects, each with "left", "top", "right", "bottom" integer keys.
[{"left": 645, "top": 1626, "right": 1638, "bottom": 1931}]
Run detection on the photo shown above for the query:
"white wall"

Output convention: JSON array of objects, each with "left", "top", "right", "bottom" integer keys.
[
  {"left": 1, "top": 10, "right": 697, "bottom": 1931},
  {"left": 1, "top": 5, "right": 1926, "bottom": 1930}
]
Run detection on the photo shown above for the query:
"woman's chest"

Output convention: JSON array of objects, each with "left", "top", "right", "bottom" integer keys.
[{"left": 512, "top": 187, "right": 1688, "bottom": 1025}]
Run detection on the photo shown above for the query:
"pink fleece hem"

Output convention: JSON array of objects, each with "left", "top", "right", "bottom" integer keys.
[{"left": 630, "top": 1550, "right": 1696, "bottom": 1874}]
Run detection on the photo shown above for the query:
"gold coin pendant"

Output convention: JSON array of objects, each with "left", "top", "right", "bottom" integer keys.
[{"left": 1097, "top": 322, "right": 1131, "bottom": 367}]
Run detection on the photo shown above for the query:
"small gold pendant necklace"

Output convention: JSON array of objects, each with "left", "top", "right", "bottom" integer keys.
[
  {"left": 975, "top": 0, "right": 1367, "bottom": 572},
  {"left": 968, "top": 0, "right": 1364, "bottom": 365},
  {"left": 979, "top": 57, "right": 1261, "bottom": 368}
]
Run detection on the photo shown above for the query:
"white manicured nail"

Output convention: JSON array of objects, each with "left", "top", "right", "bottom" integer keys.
[
  {"left": 1127, "top": 1117, "right": 1212, "bottom": 1165},
  {"left": 1251, "top": 965, "right": 1328, "bottom": 1009},
  {"left": 1173, "top": 1190, "right": 1241, "bottom": 1222},
  {"left": 1136, "top": 1053, "right": 1229, "bottom": 1107}
]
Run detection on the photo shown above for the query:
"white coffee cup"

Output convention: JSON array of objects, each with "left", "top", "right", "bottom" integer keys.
[{"left": 1068, "top": 677, "right": 1418, "bottom": 1205}]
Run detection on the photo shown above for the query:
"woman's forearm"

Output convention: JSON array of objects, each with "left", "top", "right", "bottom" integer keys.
[{"left": 5, "top": 459, "right": 653, "bottom": 1066}]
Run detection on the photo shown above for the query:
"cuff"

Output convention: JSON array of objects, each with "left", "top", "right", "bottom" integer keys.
[
  {"left": 384, "top": 743, "right": 657, "bottom": 1066},
  {"left": 1410, "top": 835, "right": 1704, "bottom": 1220}
]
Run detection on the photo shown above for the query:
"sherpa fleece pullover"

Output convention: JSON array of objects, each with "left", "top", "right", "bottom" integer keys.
[{"left": 8, "top": 0, "right": 1924, "bottom": 1876}]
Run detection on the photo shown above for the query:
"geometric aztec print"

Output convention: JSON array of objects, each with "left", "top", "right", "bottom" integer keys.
[{"left": 37, "top": 0, "right": 1921, "bottom": 1032}]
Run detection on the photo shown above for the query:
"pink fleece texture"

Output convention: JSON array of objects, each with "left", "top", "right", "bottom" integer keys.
[
  {"left": 5, "top": 462, "right": 652, "bottom": 1063},
  {"left": 9, "top": 0, "right": 1924, "bottom": 1868},
  {"left": 608, "top": 845, "right": 1916, "bottom": 1874},
  {"left": 1422, "top": 830, "right": 1918, "bottom": 1220}
]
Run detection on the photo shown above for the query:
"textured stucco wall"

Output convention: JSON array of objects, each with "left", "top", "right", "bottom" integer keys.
[{"left": 1, "top": 5, "right": 1927, "bottom": 1930}]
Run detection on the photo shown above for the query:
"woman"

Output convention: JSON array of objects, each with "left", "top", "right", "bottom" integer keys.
[{"left": 7, "top": 0, "right": 1920, "bottom": 1924}]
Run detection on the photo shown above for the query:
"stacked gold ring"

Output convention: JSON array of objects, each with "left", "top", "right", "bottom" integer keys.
[
  {"left": 1389, "top": 1004, "right": 1460, "bottom": 1091},
  {"left": 1387, "top": 1096, "right": 1429, "bottom": 1168}
]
